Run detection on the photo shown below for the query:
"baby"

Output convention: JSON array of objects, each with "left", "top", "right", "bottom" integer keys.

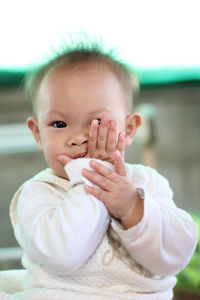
[{"left": 5, "top": 42, "right": 198, "bottom": 299}]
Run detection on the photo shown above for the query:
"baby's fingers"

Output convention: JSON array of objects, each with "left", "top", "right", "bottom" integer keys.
[
  {"left": 58, "top": 155, "right": 72, "bottom": 166},
  {"left": 97, "top": 117, "right": 108, "bottom": 151},
  {"left": 88, "top": 160, "right": 120, "bottom": 183},
  {"left": 113, "top": 150, "right": 127, "bottom": 176},
  {"left": 87, "top": 119, "right": 98, "bottom": 154},
  {"left": 106, "top": 120, "right": 117, "bottom": 154},
  {"left": 84, "top": 185, "right": 108, "bottom": 204},
  {"left": 116, "top": 132, "right": 125, "bottom": 158}
]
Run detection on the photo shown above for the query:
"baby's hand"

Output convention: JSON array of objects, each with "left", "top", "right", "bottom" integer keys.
[
  {"left": 58, "top": 155, "right": 72, "bottom": 166},
  {"left": 82, "top": 151, "right": 144, "bottom": 228},
  {"left": 86, "top": 116, "right": 125, "bottom": 164}
]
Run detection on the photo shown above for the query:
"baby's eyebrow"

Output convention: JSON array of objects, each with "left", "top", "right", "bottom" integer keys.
[
  {"left": 87, "top": 108, "right": 113, "bottom": 116},
  {"left": 46, "top": 108, "right": 113, "bottom": 120},
  {"left": 46, "top": 109, "right": 68, "bottom": 117}
]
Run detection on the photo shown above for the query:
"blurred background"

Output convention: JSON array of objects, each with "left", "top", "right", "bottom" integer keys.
[{"left": 0, "top": 0, "right": 199, "bottom": 298}]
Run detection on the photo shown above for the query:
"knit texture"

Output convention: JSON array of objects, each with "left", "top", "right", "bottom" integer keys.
[{"left": 1, "top": 161, "right": 181, "bottom": 299}]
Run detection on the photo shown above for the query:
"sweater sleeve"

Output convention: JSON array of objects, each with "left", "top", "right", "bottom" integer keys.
[
  {"left": 111, "top": 165, "right": 198, "bottom": 277},
  {"left": 14, "top": 158, "right": 111, "bottom": 275}
]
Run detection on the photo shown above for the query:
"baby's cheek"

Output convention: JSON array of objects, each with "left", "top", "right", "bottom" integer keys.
[{"left": 42, "top": 143, "right": 56, "bottom": 165}]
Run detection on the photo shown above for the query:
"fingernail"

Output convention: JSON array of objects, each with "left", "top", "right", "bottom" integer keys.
[
  {"left": 82, "top": 169, "right": 87, "bottom": 175},
  {"left": 92, "top": 119, "right": 98, "bottom": 125},
  {"left": 101, "top": 116, "right": 108, "bottom": 124},
  {"left": 90, "top": 160, "right": 97, "bottom": 167},
  {"left": 110, "top": 120, "right": 116, "bottom": 129}
]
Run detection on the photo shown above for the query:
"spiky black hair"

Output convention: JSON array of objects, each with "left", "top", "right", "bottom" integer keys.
[{"left": 25, "top": 35, "right": 139, "bottom": 114}]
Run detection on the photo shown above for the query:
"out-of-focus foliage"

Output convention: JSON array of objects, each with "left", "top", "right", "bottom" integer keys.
[{"left": 176, "top": 214, "right": 200, "bottom": 295}]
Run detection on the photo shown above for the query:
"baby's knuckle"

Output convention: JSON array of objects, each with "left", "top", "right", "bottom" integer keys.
[
  {"left": 86, "top": 152, "right": 94, "bottom": 158},
  {"left": 105, "top": 168, "right": 113, "bottom": 177},
  {"left": 95, "top": 188, "right": 102, "bottom": 196},
  {"left": 98, "top": 136, "right": 106, "bottom": 142},
  {"left": 99, "top": 152, "right": 107, "bottom": 160},
  {"left": 118, "top": 178, "right": 128, "bottom": 188},
  {"left": 102, "top": 178, "right": 109, "bottom": 188},
  {"left": 107, "top": 143, "right": 115, "bottom": 151},
  {"left": 107, "top": 139, "right": 115, "bottom": 145},
  {"left": 89, "top": 137, "right": 97, "bottom": 143}
]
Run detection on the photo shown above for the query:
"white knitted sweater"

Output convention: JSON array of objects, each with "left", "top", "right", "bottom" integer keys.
[{"left": 1, "top": 159, "right": 197, "bottom": 300}]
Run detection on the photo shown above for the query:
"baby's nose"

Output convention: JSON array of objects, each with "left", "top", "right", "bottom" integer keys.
[{"left": 68, "top": 132, "right": 88, "bottom": 146}]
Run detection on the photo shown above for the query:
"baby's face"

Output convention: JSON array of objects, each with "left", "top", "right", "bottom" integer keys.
[{"left": 35, "top": 63, "right": 129, "bottom": 178}]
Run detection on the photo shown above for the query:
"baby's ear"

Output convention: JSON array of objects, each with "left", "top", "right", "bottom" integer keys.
[
  {"left": 125, "top": 113, "right": 142, "bottom": 146},
  {"left": 27, "top": 117, "right": 43, "bottom": 151}
]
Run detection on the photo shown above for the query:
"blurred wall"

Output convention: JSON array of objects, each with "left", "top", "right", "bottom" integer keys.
[
  {"left": 0, "top": 82, "right": 200, "bottom": 248},
  {"left": 134, "top": 83, "right": 200, "bottom": 213}
]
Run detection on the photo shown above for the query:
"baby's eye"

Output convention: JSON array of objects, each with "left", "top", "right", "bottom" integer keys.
[{"left": 52, "top": 121, "right": 67, "bottom": 128}]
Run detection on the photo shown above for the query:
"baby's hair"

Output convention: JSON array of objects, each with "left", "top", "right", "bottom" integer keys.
[{"left": 25, "top": 36, "right": 139, "bottom": 115}]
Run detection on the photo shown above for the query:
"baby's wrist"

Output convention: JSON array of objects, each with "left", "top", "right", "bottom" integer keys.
[{"left": 121, "top": 189, "right": 144, "bottom": 229}]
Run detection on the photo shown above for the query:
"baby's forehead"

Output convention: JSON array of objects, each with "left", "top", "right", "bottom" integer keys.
[
  {"left": 35, "top": 60, "right": 132, "bottom": 115},
  {"left": 39, "top": 63, "right": 126, "bottom": 98}
]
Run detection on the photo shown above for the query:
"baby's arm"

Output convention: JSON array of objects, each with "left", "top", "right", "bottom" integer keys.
[
  {"left": 82, "top": 118, "right": 198, "bottom": 277},
  {"left": 110, "top": 167, "right": 198, "bottom": 276},
  {"left": 84, "top": 162, "right": 198, "bottom": 277},
  {"left": 14, "top": 159, "right": 110, "bottom": 275}
]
